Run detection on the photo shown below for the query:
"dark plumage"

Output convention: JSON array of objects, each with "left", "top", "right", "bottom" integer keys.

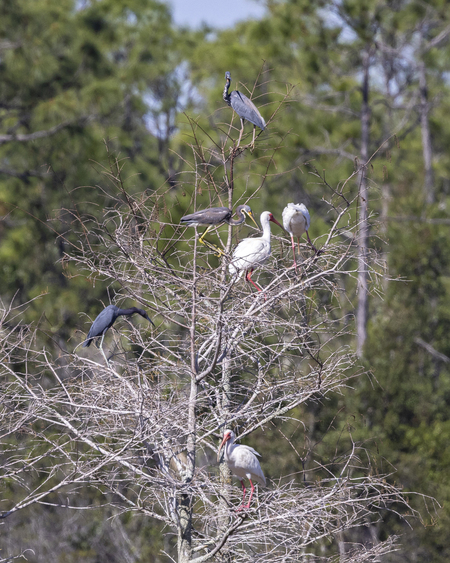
[
  {"left": 181, "top": 205, "right": 256, "bottom": 228},
  {"left": 82, "top": 305, "right": 154, "bottom": 348},
  {"left": 180, "top": 204, "right": 258, "bottom": 256},
  {"left": 223, "top": 71, "right": 266, "bottom": 147}
]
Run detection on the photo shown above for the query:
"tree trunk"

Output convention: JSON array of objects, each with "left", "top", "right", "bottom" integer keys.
[
  {"left": 418, "top": 59, "right": 434, "bottom": 204},
  {"left": 356, "top": 48, "right": 371, "bottom": 358},
  {"left": 178, "top": 234, "right": 200, "bottom": 563}
]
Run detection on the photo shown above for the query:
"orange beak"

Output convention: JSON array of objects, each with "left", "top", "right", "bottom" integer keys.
[
  {"left": 269, "top": 215, "right": 286, "bottom": 232},
  {"left": 217, "top": 432, "right": 231, "bottom": 463}
]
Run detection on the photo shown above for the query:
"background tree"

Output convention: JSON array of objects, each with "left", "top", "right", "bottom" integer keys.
[{"left": 0, "top": 0, "right": 197, "bottom": 341}]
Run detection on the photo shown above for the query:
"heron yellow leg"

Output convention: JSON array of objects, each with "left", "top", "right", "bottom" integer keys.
[
  {"left": 198, "top": 227, "right": 225, "bottom": 257},
  {"left": 237, "top": 118, "right": 245, "bottom": 148},
  {"left": 250, "top": 125, "right": 256, "bottom": 151}
]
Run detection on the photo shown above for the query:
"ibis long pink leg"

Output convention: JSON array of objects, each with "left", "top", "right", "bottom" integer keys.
[
  {"left": 245, "top": 269, "right": 262, "bottom": 292},
  {"left": 236, "top": 480, "right": 247, "bottom": 512},
  {"left": 243, "top": 479, "right": 256, "bottom": 510}
]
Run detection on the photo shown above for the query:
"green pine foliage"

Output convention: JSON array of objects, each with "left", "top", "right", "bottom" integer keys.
[{"left": 2, "top": 0, "right": 450, "bottom": 560}]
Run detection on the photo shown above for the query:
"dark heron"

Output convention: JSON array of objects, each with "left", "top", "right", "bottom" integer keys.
[
  {"left": 223, "top": 71, "right": 266, "bottom": 149},
  {"left": 83, "top": 305, "right": 154, "bottom": 348},
  {"left": 180, "top": 204, "right": 259, "bottom": 256}
]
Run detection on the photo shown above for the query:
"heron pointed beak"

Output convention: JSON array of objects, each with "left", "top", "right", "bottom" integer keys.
[
  {"left": 144, "top": 313, "right": 155, "bottom": 327},
  {"left": 246, "top": 211, "right": 260, "bottom": 230}
]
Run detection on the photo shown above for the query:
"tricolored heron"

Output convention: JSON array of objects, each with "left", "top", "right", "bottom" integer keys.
[
  {"left": 83, "top": 305, "right": 154, "bottom": 348},
  {"left": 223, "top": 71, "right": 266, "bottom": 149},
  {"left": 180, "top": 204, "right": 258, "bottom": 256},
  {"left": 217, "top": 429, "right": 266, "bottom": 511},
  {"left": 282, "top": 203, "right": 317, "bottom": 272}
]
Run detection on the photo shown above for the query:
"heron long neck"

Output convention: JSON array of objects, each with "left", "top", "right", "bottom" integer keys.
[
  {"left": 223, "top": 81, "right": 231, "bottom": 106},
  {"left": 229, "top": 209, "right": 246, "bottom": 226},
  {"left": 117, "top": 307, "right": 139, "bottom": 317}
]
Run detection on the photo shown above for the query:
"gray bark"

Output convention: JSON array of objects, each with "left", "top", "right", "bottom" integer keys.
[
  {"left": 418, "top": 59, "right": 435, "bottom": 204},
  {"left": 178, "top": 233, "right": 199, "bottom": 563},
  {"left": 356, "top": 48, "right": 371, "bottom": 358}
]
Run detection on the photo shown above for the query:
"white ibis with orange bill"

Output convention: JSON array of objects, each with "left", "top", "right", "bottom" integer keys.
[
  {"left": 282, "top": 203, "right": 317, "bottom": 272},
  {"left": 217, "top": 429, "right": 266, "bottom": 510},
  {"left": 228, "top": 211, "right": 284, "bottom": 293}
]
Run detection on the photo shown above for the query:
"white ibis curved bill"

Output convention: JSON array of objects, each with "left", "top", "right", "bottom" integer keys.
[
  {"left": 223, "top": 71, "right": 266, "bottom": 149},
  {"left": 217, "top": 429, "right": 266, "bottom": 510},
  {"left": 83, "top": 305, "right": 154, "bottom": 348},
  {"left": 229, "top": 210, "right": 284, "bottom": 293},
  {"left": 282, "top": 203, "right": 317, "bottom": 271},
  {"left": 180, "top": 204, "right": 258, "bottom": 256}
]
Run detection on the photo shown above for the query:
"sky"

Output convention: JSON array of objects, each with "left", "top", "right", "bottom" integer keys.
[{"left": 165, "top": 0, "right": 266, "bottom": 29}]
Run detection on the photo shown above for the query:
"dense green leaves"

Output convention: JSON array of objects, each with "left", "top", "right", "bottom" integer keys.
[{"left": 2, "top": 0, "right": 450, "bottom": 560}]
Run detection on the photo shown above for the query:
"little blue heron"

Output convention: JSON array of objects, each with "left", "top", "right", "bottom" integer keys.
[
  {"left": 217, "top": 429, "right": 266, "bottom": 510},
  {"left": 180, "top": 204, "right": 258, "bottom": 256},
  {"left": 83, "top": 305, "right": 154, "bottom": 348},
  {"left": 223, "top": 71, "right": 266, "bottom": 149},
  {"left": 282, "top": 203, "right": 317, "bottom": 272},
  {"left": 229, "top": 211, "right": 284, "bottom": 293}
]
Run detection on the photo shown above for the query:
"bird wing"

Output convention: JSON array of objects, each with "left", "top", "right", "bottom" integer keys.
[
  {"left": 181, "top": 207, "right": 230, "bottom": 226},
  {"left": 299, "top": 204, "right": 311, "bottom": 230},
  {"left": 85, "top": 305, "right": 116, "bottom": 342},
  {"left": 230, "top": 91, "right": 266, "bottom": 130},
  {"left": 181, "top": 207, "right": 230, "bottom": 225},
  {"left": 239, "top": 444, "right": 261, "bottom": 457},
  {"left": 233, "top": 446, "right": 266, "bottom": 487},
  {"left": 282, "top": 205, "right": 295, "bottom": 232},
  {"left": 287, "top": 203, "right": 310, "bottom": 230},
  {"left": 230, "top": 238, "right": 270, "bottom": 272}
]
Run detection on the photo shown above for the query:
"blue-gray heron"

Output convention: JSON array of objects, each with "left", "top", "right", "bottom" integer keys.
[
  {"left": 83, "top": 305, "right": 154, "bottom": 348},
  {"left": 223, "top": 71, "right": 266, "bottom": 148},
  {"left": 282, "top": 203, "right": 317, "bottom": 271},
  {"left": 180, "top": 204, "right": 258, "bottom": 256},
  {"left": 229, "top": 211, "right": 284, "bottom": 292}
]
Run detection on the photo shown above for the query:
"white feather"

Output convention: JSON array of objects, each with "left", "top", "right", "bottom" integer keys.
[
  {"left": 282, "top": 202, "right": 310, "bottom": 238},
  {"left": 228, "top": 211, "right": 277, "bottom": 279}
]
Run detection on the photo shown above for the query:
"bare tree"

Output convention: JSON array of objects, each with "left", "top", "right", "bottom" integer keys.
[
  {"left": 0, "top": 93, "right": 431, "bottom": 562},
  {"left": 356, "top": 45, "right": 373, "bottom": 358}
]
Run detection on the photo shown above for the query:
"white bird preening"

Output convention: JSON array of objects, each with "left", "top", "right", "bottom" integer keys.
[
  {"left": 229, "top": 210, "right": 284, "bottom": 293},
  {"left": 217, "top": 429, "right": 266, "bottom": 510},
  {"left": 282, "top": 202, "right": 317, "bottom": 272}
]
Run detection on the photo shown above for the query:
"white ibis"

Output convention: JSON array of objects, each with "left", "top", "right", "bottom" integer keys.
[
  {"left": 83, "top": 305, "right": 154, "bottom": 348},
  {"left": 223, "top": 71, "right": 266, "bottom": 149},
  {"left": 229, "top": 210, "right": 284, "bottom": 293},
  {"left": 180, "top": 204, "right": 258, "bottom": 256},
  {"left": 282, "top": 203, "right": 317, "bottom": 272},
  {"left": 217, "top": 429, "right": 266, "bottom": 510}
]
